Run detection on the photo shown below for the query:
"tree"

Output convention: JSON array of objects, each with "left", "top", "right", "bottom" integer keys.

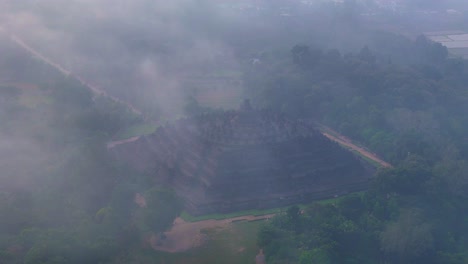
[
  {"left": 258, "top": 218, "right": 302, "bottom": 263},
  {"left": 286, "top": 206, "right": 302, "bottom": 233},
  {"left": 373, "top": 155, "right": 432, "bottom": 196},
  {"left": 299, "top": 248, "right": 332, "bottom": 264},
  {"left": 135, "top": 187, "right": 182, "bottom": 234},
  {"left": 184, "top": 96, "right": 205, "bottom": 116},
  {"left": 291, "top": 45, "right": 322, "bottom": 69},
  {"left": 380, "top": 209, "right": 434, "bottom": 263},
  {"left": 358, "top": 46, "right": 376, "bottom": 64},
  {"left": 414, "top": 35, "right": 448, "bottom": 63}
]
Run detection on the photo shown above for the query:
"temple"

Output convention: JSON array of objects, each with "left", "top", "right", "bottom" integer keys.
[{"left": 111, "top": 104, "right": 374, "bottom": 215}]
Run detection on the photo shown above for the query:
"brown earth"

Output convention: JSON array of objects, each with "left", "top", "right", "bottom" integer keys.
[
  {"left": 150, "top": 214, "right": 274, "bottom": 253},
  {"left": 321, "top": 129, "right": 392, "bottom": 168},
  {"left": 106, "top": 136, "right": 140, "bottom": 149}
]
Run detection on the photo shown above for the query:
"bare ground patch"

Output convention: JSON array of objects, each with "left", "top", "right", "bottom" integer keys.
[{"left": 151, "top": 214, "right": 274, "bottom": 253}]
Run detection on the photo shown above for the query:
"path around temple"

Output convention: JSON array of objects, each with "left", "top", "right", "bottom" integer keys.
[{"left": 318, "top": 126, "right": 393, "bottom": 168}]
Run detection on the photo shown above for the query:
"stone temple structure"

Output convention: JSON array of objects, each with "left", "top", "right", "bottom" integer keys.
[{"left": 112, "top": 102, "right": 373, "bottom": 215}]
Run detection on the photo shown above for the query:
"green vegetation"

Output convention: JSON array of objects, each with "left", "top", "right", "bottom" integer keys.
[
  {"left": 0, "top": 50, "right": 182, "bottom": 264},
  {"left": 181, "top": 209, "right": 278, "bottom": 222},
  {"left": 253, "top": 33, "right": 468, "bottom": 264},
  {"left": 116, "top": 220, "right": 262, "bottom": 264},
  {"left": 114, "top": 123, "right": 159, "bottom": 140},
  {"left": 181, "top": 195, "right": 350, "bottom": 223},
  {"left": 204, "top": 69, "right": 242, "bottom": 78},
  {"left": 258, "top": 156, "right": 468, "bottom": 264}
]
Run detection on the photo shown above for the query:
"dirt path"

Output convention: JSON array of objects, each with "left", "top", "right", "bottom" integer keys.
[
  {"left": 319, "top": 125, "right": 392, "bottom": 168},
  {"left": 4, "top": 28, "right": 143, "bottom": 116},
  {"left": 106, "top": 136, "right": 140, "bottom": 149},
  {"left": 151, "top": 214, "right": 275, "bottom": 253},
  {"left": 256, "top": 249, "right": 266, "bottom": 264}
]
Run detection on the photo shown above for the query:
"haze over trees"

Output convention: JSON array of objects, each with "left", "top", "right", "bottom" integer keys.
[
  {"left": 0, "top": 37, "right": 183, "bottom": 263},
  {"left": 1, "top": 0, "right": 468, "bottom": 263},
  {"left": 253, "top": 29, "right": 468, "bottom": 264}
]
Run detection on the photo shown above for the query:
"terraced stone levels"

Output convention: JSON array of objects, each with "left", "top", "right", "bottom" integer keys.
[{"left": 112, "top": 105, "right": 373, "bottom": 215}]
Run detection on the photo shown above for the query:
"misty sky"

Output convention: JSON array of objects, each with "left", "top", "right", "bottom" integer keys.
[
  {"left": 1, "top": 0, "right": 468, "bottom": 117},
  {"left": 1, "top": 1, "right": 246, "bottom": 117}
]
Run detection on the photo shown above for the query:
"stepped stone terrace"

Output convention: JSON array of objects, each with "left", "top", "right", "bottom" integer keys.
[{"left": 112, "top": 104, "right": 374, "bottom": 215}]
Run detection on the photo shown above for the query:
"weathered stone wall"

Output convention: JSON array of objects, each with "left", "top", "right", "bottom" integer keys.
[{"left": 111, "top": 109, "right": 374, "bottom": 215}]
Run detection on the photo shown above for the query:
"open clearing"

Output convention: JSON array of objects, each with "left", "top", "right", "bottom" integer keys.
[
  {"left": 151, "top": 214, "right": 274, "bottom": 253},
  {"left": 130, "top": 220, "right": 263, "bottom": 264}
]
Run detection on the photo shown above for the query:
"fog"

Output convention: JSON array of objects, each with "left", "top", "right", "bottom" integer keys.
[
  {"left": 1, "top": 0, "right": 257, "bottom": 118},
  {"left": 0, "top": 0, "right": 466, "bottom": 218},
  {"left": 0, "top": 0, "right": 374, "bottom": 118},
  {"left": 1, "top": 0, "right": 467, "bottom": 210},
  {"left": 2, "top": 1, "right": 468, "bottom": 263}
]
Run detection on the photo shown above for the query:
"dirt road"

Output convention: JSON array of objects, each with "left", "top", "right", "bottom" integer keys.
[
  {"left": 319, "top": 126, "right": 392, "bottom": 168},
  {"left": 106, "top": 136, "right": 140, "bottom": 149},
  {"left": 4, "top": 28, "right": 143, "bottom": 116}
]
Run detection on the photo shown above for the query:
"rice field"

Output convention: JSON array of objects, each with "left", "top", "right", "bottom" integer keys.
[{"left": 426, "top": 30, "right": 468, "bottom": 58}]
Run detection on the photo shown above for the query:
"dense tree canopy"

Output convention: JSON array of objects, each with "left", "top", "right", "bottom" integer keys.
[
  {"left": 254, "top": 33, "right": 468, "bottom": 264},
  {"left": 0, "top": 53, "right": 182, "bottom": 263}
]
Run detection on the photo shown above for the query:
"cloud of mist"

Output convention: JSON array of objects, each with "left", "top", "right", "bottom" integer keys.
[
  {"left": 4, "top": 0, "right": 464, "bottom": 120},
  {"left": 0, "top": 137, "right": 46, "bottom": 190},
  {"left": 0, "top": 0, "right": 244, "bottom": 118}
]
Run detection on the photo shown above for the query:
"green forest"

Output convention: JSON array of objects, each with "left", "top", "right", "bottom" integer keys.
[
  {"left": 254, "top": 34, "right": 468, "bottom": 264},
  {"left": 0, "top": 45, "right": 182, "bottom": 263}
]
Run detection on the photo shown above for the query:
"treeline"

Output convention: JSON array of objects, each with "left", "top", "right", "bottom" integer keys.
[
  {"left": 259, "top": 155, "right": 468, "bottom": 263},
  {"left": 254, "top": 33, "right": 468, "bottom": 264},
  {"left": 0, "top": 55, "right": 181, "bottom": 263},
  {"left": 246, "top": 32, "right": 467, "bottom": 165}
]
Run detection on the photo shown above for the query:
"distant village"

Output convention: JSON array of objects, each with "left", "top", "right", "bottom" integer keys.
[
  {"left": 217, "top": 0, "right": 466, "bottom": 14},
  {"left": 217, "top": 0, "right": 468, "bottom": 59}
]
